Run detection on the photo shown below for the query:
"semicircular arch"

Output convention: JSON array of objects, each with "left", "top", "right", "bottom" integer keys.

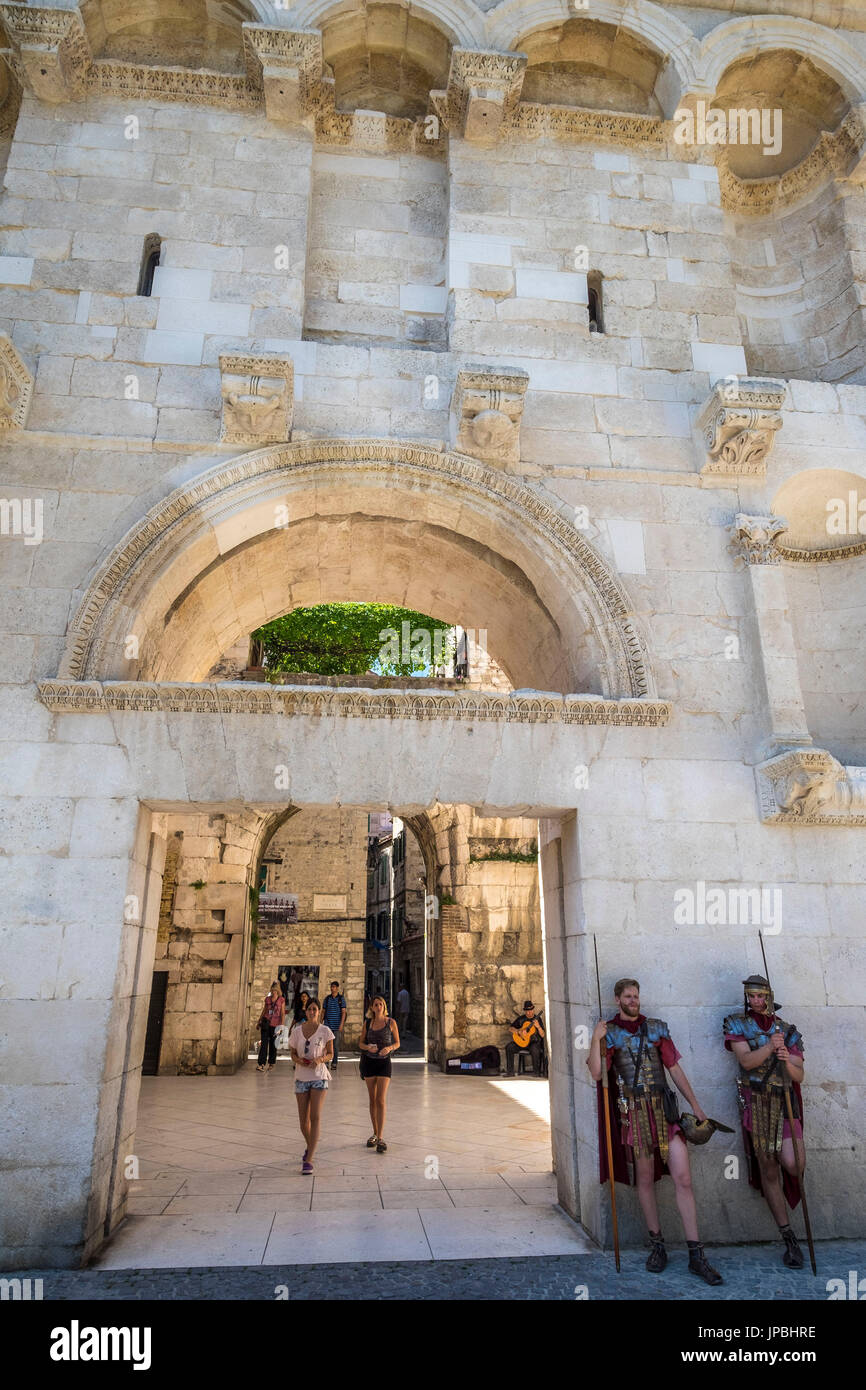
[
  {"left": 58, "top": 439, "right": 655, "bottom": 700},
  {"left": 697, "top": 15, "right": 866, "bottom": 104}
]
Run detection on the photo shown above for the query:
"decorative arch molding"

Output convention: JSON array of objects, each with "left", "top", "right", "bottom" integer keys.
[
  {"left": 57, "top": 438, "right": 655, "bottom": 701},
  {"left": 488, "top": 0, "right": 701, "bottom": 108},
  {"left": 696, "top": 15, "right": 866, "bottom": 104},
  {"left": 285, "top": 0, "right": 487, "bottom": 49}
]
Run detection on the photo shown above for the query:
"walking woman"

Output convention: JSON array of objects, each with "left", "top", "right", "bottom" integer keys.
[
  {"left": 257, "top": 980, "right": 285, "bottom": 1073},
  {"left": 293, "top": 988, "right": 311, "bottom": 1024},
  {"left": 289, "top": 998, "right": 334, "bottom": 1175},
  {"left": 360, "top": 995, "right": 400, "bottom": 1153}
]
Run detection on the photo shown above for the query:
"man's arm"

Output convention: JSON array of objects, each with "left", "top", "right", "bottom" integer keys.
[
  {"left": 667, "top": 1062, "right": 707, "bottom": 1123},
  {"left": 339, "top": 1006, "right": 346, "bottom": 1031}
]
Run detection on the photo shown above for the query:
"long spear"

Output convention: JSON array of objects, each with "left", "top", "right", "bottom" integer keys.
[
  {"left": 594, "top": 935, "right": 620, "bottom": 1272},
  {"left": 759, "top": 931, "right": 817, "bottom": 1275}
]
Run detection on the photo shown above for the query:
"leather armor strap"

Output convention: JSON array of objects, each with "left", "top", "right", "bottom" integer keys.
[{"left": 633, "top": 1020, "right": 648, "bottom": 1095}]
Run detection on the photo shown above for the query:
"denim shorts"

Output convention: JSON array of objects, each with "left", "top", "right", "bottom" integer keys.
[{"left": 295, "top": 1079, "right": 328, "bottom": 1093}]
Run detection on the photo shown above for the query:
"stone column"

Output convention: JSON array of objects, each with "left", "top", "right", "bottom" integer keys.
[{"left": 729, "top": 513, "right": 812, "bottom": 755}]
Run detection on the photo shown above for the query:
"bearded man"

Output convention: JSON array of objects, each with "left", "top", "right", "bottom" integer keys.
[{"left": 587, "top": 977, "right": 722, "bottom": 1286}]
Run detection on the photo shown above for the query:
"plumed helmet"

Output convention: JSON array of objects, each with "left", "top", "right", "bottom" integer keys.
[{"left": 680, "top": 1113, "right": 734, "bottom": 1145}]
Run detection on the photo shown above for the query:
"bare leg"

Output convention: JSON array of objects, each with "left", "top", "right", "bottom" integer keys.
[
  {"left": 374, "top": 1076, "right": 391, "bottom": 1138},
  {"left": 756, "top": 1151, "right": 789, "bottom": 1226},
  {"left": 365, "top": 1077, "right": 378, "bottom": 1135},
  {"left": 634, "top": 1153, "right": 660, "bottom": 1233},
  {"left": 666, "top": 1134, "right": 699, "bottom": 1242},
  {"left": 780, "top": 1135, "right": 805, "bottom": 1180},
  {"left": 295, "top": 1089, "right": 311, "bottom": 1146},
  {"left": 305, "top": 1088, "right": 327, "bottom": 1161}
]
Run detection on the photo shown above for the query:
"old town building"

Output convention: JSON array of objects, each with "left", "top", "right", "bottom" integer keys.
[{"left": 1, "top": 0, "right": 865, "bottom": 1269}]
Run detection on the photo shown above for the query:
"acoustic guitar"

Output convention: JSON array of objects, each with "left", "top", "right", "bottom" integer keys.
[{"left": 511, "top": 1017, "right": 543, "bottom": 1048}]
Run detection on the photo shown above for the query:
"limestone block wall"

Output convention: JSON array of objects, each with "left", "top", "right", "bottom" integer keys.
[
  {"left": 154, "top": 810, "right": 260, "bottom": 1075},
  {"left": 427, "top": 806, "right": 543, "bottom": 1061},
  {"left": 731, "top": 184, "right": 866, "bottom": 383},
  {"left": 247, "top": 806, "right": 368, "bottom": 1045},
  {"left": 304, "top": 148, "right": 447, "bottom": 348},
  {"left": 2, "top": 96, "right": 312, "bottom": 443}
]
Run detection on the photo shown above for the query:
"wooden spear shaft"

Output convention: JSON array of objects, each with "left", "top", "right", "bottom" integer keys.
[
  {"left": 759, "top": 931, "right": 817, "bottom": 1276},
  {"left": 594, "top": 935, "right": 620, "bottom": 1273}
]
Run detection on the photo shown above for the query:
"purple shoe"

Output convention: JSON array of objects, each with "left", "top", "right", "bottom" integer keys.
[
  {"left": 302, "top": 1148, "right": 308, "bottom": 1162},
  {"left": 302, "top": 1160, "right": 314, "bottom": 1175}
]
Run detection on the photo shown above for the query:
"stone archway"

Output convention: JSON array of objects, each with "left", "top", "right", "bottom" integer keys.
[{"left": 57, "top": 438, "right": 656, "bottom": 700}]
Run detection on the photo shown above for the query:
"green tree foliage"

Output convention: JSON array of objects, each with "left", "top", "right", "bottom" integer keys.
[{"left": 252, "top": 603, "right": 455, "bottom": 677}]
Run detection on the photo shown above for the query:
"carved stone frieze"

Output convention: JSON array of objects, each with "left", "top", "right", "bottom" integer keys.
[
  {"left": 55, "top": 439, "right": 653, "bottom": 700},
  {"left": 431, "top": 49, "right": 526, "bottom": 145},
  {"left": 729, "top": 513, "right": 788, "bottom": 566},
  {"left": 36, "top": 679, "right": 670, "bottom": 727},
  {"left": 0, "top": 2, "right": 92, "bottom": 102},
  {"left": 697, "top": 378, "right": 786, "bottom": 477},
  {"left": 88, "top": 59, "right": 256, "bottom": 109},
  {"left": 451, "top": 366, "right": 530, "bottom": 472},
  {"left": 242, "top": 25, "right": 322, "bottom": 123},
  {"left": 756, "top": 748, "right": 866, "bottom": 826},
  {"left": 0, "top": 334, "right": 34, "bottom": 431},
  {"left": 513, "top": 104, "right": 664, "bottom": 147},
  {"left": 719, "top": 108, "right": 866, "bottom": 215},
  {"left": 219, "top": 355, "right": 294, "bottom": 445}
]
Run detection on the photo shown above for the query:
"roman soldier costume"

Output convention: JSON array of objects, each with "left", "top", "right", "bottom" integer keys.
[
  {"left": 724, "top": 975, "right": 806, "bottom": 1268},
  {"left": 596, "top": 1011, "right": 723, "bottom": 1285}
]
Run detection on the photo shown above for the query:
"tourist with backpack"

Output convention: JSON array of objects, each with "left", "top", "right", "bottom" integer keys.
[{"left": 322, "top": 981, "right": 347, "bottom": 1069}]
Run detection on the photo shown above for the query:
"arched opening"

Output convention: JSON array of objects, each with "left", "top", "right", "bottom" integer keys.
[
  {"left": 81, "top": 0, "right": 257, "bottom": 73},
  {"left": 59, "top": 441, "right": 655, "bottom": 701},
  {"left": 516, "top": 18, "right": 666, "bottom": 115},
  {"left": 320, "top": 2, "right": 451, "bottom": 118}
]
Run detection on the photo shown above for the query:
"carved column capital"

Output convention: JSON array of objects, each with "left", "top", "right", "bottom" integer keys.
[
  {"left": 0, "top": 335, "right": 34, "bottom": 431},
  {"left": 756, "top": 748, "right": 866, "bottom": 826},
  {"left": 697, "top": 377, "right": 786, "bottom": 478},
  {"left": 0, "top": 3, "right": 92, "bottom": 103},
  {"left": 430, "top": 49, "right": 526, "bottom": 146},
  {"left": 219, "top": 354, "right": 294, "bottom": 445},
  {"left": 242, "top": 24, "right": 323, "bottom": 123},
  {"left": 729, "top": 513, "right": 788, "bottom": 566},
  {"left": 451, "top": 365, "right": 529, "bottom": 472}
]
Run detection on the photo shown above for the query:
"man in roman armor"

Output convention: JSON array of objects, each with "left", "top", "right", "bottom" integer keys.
[
  {"left": 587, "top": 977, "right": 723, "bottom": 1285},
  {"left": 723, "top": 975, "right": 806, "bottom": 1269}
]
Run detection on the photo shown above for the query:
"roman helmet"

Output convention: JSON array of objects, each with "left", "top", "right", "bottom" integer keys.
[
  {"left": 680, "top": 1113, "right": 735, "bottom": 1145},
  {"left": 742, "top": 974, "right": 779, "bottom": 1011}
]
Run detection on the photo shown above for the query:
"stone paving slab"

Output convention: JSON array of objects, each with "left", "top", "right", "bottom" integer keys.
[{"left": 11, "top": 1240, "right": 865, "bottom": 1301}]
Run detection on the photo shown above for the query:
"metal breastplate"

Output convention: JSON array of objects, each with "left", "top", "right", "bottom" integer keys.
[
  {"left": 725, "top": 1012, "right": 800, "bottom": 1091},
  {"left": 609, "top": 1026, "right": 667, "bottom": 1096}
]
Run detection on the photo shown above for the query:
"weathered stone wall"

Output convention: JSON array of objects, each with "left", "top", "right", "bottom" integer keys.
[
  {"left": 304, "top": 148, "right": 447, "bottom": 348},
  {"left": 248, "top": 806, "right": 368, "bottom": 1047}
]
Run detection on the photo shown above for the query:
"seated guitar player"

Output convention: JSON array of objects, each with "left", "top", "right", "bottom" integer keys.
[{"left": 504, "top": 999, "right": 546, "bottom": 1077}]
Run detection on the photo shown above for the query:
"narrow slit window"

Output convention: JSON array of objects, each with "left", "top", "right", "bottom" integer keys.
[
  {"left": 588, "top": 272, "right": 604, "bottom": 334},
  {"left": 137, "top": 234, "right": 162, "bottom": 297}
]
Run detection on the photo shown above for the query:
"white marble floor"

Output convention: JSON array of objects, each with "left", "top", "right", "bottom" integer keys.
[{"left": 94, "top": 1057, "right": 594, "bottom": 1268}]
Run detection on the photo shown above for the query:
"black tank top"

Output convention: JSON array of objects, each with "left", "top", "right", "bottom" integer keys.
[{"left": 366, "top": 1018, "right": 393, "bottom": 1051}]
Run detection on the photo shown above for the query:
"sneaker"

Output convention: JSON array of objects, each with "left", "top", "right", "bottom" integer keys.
[
  {"left": 376, "top": 1139, "right": 387, "bottom": 1153},
  {"left": 366, "top": 1134, "right": 378, "bottom": 1147},
  {"left": 646, "top": 1233, "right": 667, "bottom": 1273},
  {"left": 302, "top": 1160, "right": 314, "bottom": 1175},
  {"left": 688, "top": 1244, "right": 723, "bottom": 1286},
  {"left": 781, "top": 1228, "right": 804, "bottom": 1269}
]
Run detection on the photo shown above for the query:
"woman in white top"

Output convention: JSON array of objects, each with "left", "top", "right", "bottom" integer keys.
[{"left": 289, "top": 998, "right": 334, "bottom": 1175}]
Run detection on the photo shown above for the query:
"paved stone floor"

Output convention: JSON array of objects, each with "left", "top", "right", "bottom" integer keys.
[
  {"left": 15, "top": 1243, "right": 865, "bottom": 1300},
  {"left": 94, "top": 1053, "right": 581, "bottom": 1268}
]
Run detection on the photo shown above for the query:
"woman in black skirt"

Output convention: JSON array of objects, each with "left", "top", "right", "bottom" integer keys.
[{"left": 359, "top": 995, "right": 400, "bottom": 1153}]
